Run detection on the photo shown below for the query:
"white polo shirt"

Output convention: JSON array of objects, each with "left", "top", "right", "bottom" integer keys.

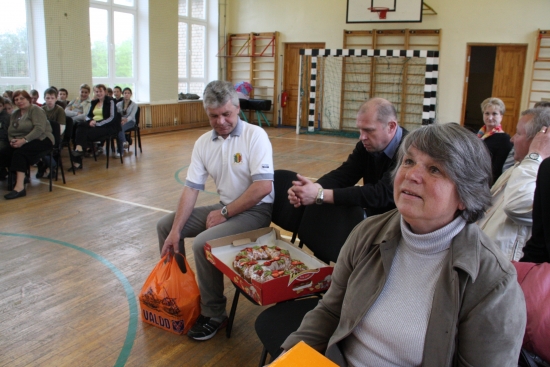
[{"left": 186, "top": 119, "right": 275, "bottom": 205}]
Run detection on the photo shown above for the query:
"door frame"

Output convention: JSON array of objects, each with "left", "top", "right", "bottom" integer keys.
[
  {"left": 282, "top": 42, "right": 325, "bottom": 131},
  {"left": 461, "top": 43, "right": 528, "bottom": 128}
]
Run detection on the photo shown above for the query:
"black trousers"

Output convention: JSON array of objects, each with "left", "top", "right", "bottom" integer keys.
[
  {"left": 1, "top": 139, "right": 53, "bottom": 173},
  {"left": 74, "top": 122, "right": 116, "bottom": 151}
]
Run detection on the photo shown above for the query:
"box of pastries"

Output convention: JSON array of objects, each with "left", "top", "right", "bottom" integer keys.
[{"left": 204, "top": 227, "right": 333, "bottom": 305}]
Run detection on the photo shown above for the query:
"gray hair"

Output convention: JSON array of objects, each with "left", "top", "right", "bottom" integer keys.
[
  {"left": 358, "top": 98, "right": 398, "bottom": 126},
  {"left": 534, "top": 101, "right": 550, "bottom": 108},
  {"left": 480, "top": 97, "right": 505, "bottom": 115},
  {"left": 203, "top": 80, "right": 239, "bottom": 110},
  {"left": 521, "top": 108, "right": 550, "bottom": 139},
  {"left": 392, "top": 123, "right": 492, "bottom": 223}
]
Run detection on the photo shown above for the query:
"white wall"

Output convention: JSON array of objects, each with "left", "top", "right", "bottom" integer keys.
[{"left": 226, "top": 0, "right": 550, "bottom": 123}]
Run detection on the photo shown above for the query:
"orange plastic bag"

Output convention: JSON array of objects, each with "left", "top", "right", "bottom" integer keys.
[{"left": 139, "top": 253, "right": 201, "bottom": 335}]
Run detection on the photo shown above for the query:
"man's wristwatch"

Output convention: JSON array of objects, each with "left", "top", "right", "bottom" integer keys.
[
  {"left": 221, "top": 206, "right": 229, "bottom": 219},
  {"left": 528, "top": 152, "right": 542, "bottom": 163},
  {"left": 315, "top": 187, "right": 324, "bottom": 205}
]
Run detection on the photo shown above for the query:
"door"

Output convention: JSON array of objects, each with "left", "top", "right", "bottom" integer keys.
[
  {"left": 282, "top": 42, "right": 325, "bottom": 127},
  {"left": 492, "top": 46, "right": 527, "bottom": 134},
  {"left": 461, "top": 44, "right": 527, "bottom": 135}
]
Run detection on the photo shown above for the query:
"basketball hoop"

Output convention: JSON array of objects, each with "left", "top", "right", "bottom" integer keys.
[{"left": 369, "top": 7, "right": 390, "bottom": 19}]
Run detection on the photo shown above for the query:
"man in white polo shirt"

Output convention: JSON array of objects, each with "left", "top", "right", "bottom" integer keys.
[{"left": 157, "top": 80, "right": 274, "bottom": 341}]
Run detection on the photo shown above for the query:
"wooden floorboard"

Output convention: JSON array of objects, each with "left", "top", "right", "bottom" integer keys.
[{"left": 0, "top": 126, "right": 356, "bottom": 367}]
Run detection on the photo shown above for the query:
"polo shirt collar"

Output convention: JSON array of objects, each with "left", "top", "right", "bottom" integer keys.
[{"left": 211, "top": 118, "right": 244, "bottom": 140}]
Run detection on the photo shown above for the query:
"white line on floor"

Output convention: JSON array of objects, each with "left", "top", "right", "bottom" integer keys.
[{"left": 41, "top": 183, "right": 172, "bottom": 213}]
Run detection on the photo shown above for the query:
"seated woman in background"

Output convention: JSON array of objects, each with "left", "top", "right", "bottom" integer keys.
[
  {"left": 281, "top": 123, "right": 526, "bottom": 366},
  {"left": 70, "top": 84, "right": 118, "bottom": 170},
  {"left": 0, "top": 90, "right": 53, "bottom": 199},
  {"left": 115, "top": 87, "right": 137, "bottom": 157},
  {"left": 65, "top": 84, "right": 92, "bottom": 125},
  {"left": 478, "top": 97, "right": 513, "bottom": 183}
]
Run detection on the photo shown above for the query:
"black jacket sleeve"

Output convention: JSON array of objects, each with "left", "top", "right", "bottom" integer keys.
[{"left": 521, "top": 158, "right": 550, "bottom": 263}]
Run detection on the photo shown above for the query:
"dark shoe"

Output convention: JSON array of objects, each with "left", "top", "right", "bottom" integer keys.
[
  {"left": 46, "top": 167, "right": 57, "bottom": 179},
  {"left": 71, "top": 150, "right": 84, "bottom": 157},
  {"left": 187, "top": 315, "right": 228, "bottom": 341},
  {"left": 36, "top": 163, "right": 46, "bottom": 178},
  {"left": 5, "top": 189, "right": 26, "bottom": 200},
  {"left": 68, "top": 165, "right": 82, "bottom": 173}
]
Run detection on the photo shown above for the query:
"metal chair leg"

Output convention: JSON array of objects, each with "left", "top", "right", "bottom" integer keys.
[{"left": 226, "top": 287, "right": 240, "bottom": 338}]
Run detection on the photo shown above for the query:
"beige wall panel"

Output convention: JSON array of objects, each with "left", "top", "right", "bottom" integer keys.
[
  {"left": 149, "top": 0, "right": 178, "bottom": 102},
  {"left": 43, "top": 0, "right": 93, "bottom": 97}
]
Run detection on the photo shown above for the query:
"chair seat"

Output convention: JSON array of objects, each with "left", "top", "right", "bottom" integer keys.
[{"left": 255, "top": 297, "right": 320, "bottom": 361}]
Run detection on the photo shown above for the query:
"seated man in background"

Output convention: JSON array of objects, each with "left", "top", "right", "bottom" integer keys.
[
  {"left": 520, "top": 156, "right": 550, "bottom": 263},
  {"left": 37, "top": 87, "right": 67, "bottom": 179},
  {"left": 288, "top": 97, "right": 407, "bottom": 217},
  {"left": 156, "top": 80, "right": 274, "bottom": 341},
  {"left": 3, "top": 98, "right": 13, "bottom": 115},
  {"left": 478, "top": 107, "right": 550, "bottom": 261},
  {"left": 58, "top": 88, "right": 69, "bottom": 108},
  {"left": 113, "top": 86, "right": 123, "bottom": 104},
  {"left": 0, "top": 97, "right": 10, "bottom": 180},
  {"left": 30, "top": 89, "right": 42, "bottom": 107}
]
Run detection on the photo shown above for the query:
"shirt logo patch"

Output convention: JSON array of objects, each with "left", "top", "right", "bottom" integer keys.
[
  {"left": 262, "top": 164, "right": 269, "bottom": 168},
  {"left": 233, "top": 153, "right": 242, "bottom": 163}
]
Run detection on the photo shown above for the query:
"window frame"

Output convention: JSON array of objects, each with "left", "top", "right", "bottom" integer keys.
[
  {"left": 0, "top": 0, "right": 36, "bottom": 92},
  {"left": 178, "top": 0, "right": 208, "bottom": 95},
  {"left": 89, "top": 0, "right": 138, "bottom": 96}
]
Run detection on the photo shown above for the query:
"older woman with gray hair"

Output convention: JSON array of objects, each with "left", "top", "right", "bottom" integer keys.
[
  {"left": 281, "top": 123, "right": 526, "bottom": 367},
  {"left": 478, "top": 97, "right": 513, "bottom": 182}
]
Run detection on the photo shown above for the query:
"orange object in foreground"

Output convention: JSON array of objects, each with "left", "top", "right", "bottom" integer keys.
[
  {"left": 139, "top": 253, "right": 201, "bottom": 335},
  {"left": 270, "top": 341, "right": 338, "bottom": 367}
]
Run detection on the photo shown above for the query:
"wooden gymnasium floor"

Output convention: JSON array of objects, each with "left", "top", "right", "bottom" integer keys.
[{"left": 0, "top": 125, "right": 357, "bottom": 367}]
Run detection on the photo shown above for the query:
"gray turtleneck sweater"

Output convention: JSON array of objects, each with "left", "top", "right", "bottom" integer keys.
[{"left": 343, "top": 215, "right": 467, "bottom": 367}]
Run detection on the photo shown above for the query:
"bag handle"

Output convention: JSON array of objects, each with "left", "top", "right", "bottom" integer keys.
[{"left": 174, "top": 252, "right": 187, "bottom": 274}]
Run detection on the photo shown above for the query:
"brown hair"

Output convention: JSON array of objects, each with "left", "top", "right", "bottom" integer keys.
[{"left": 12, "top": 90, "right": 32, "bottom": 104}]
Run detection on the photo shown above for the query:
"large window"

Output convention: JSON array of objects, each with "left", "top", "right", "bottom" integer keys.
[
  {"left": 0, "top": 0, "right": 34, "bottom": 95},
  {"left": 90, "top": 0, "right": 136, "bottom": 95},
  {"left": 178, "top": 0, "right": 207, "bottom": 95}
]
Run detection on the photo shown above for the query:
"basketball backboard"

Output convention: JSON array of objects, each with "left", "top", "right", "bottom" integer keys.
[{"left": 347, "top": 0, "right": 423, "bottom": 23}]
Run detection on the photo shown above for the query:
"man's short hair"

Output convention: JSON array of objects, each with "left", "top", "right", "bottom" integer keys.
[
  {"left": 481, "top": 97, "right": 505, "bottom": 115},
  {"left": 203, "top": 81, "right": 239, "bottom": 110},
  {"left": 59, "top": 88, "right": 68, "bottom": 95},
  {"left": 358, "top": 98, "right": 397, "bottom": 126},
  {"left": 44, "top": 87, "right": 58, "bottom": 97},
  {"left": 521, "top": 108, "right": 550, "bottom": 139},
  {"left": 30, "top": 89, "right": 39, "bottom": 97},
  {"left": 534, "top": 101, "right": 550, "bottom": 108},
  {"left": 114, "top": 86, "right": 122, "bottom": 92}
]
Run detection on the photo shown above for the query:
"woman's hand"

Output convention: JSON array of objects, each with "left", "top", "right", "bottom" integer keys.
[
  {"left": 9, "top": 138, "right": 26, "bottom": 148},
  {"left": 89, "top": 120, "right": 97, "bottom": 127},
  {"left": 121, "top": 117, "right": 128, "bottom": 125}
]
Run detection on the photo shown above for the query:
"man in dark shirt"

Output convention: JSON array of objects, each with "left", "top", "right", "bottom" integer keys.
[{"left": 288, "top": 98, "right": 407, "bottom": 216}]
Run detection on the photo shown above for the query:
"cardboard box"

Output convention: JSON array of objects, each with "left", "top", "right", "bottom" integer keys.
[
  {"left": 204, "top": 227, "right": 333, "bottom": 305},
  {"left": 270, "top": 341, "right": 338, "bottom": 367}
]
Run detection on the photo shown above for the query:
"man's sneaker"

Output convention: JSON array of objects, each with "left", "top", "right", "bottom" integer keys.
[{"left": 187, "top": 315, "right": 227, "bottom": 341}]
